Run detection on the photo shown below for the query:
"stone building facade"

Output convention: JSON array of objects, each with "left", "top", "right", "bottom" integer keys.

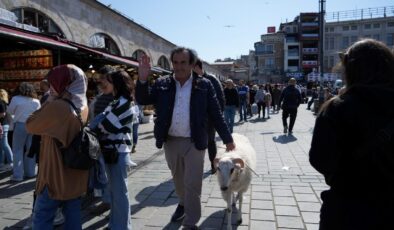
[
  {"left": 254, "top": 32, "right": 285, "bottom": 83},
  {"left": 324, "top": 16, "right": 394, "bottom": 72},
  {"left": 0, "top": 0, "right": 177, "bottom": 69}
]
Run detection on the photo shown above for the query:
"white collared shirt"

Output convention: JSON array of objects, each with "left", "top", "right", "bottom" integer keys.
[{"left": 168, "top": 74, "right": 193, "bottom": 137}]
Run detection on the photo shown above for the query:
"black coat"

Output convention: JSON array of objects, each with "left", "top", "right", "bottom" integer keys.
[
  {"left": 135, "top": 72, "right": 233, "bottom": 150},
  {"left": 309, "top": 85, "right": 394, "bottom": 229},
  {"left": 279, "top": 85, "right": 301, "bottom": 110},
  {"left": 203, "top": 73, "right": 225, "bottom": 111}
]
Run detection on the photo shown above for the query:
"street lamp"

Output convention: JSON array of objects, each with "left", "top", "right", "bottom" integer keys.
[{"left": 319, "top": 0, "right": 326, "bottom": 88}]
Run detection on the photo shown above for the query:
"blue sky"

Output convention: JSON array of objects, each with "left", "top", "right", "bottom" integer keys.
[{"left": 99, "top": 0, "right": 393, "bottom": 63}]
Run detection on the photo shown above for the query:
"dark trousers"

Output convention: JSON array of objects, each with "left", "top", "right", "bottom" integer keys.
[
  {"left": 307, "top": 98, "right": 314, "bottom": 109},
  {"left": 257, "top": 102, "right": 266, "bottom": 118},
  {"left": 207, "top": 120, "right": 217, "bottom": 165},
  {"left": 282, "top": 108, "right": 298, "bottom": 131}
]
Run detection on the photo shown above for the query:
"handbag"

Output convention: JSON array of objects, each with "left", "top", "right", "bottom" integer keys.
[
  {"left": 58, "top": 99, "right": 101, "bottom": 170},
  {"left": 251, "top": 103, "right": 258, "bottom": 115}
]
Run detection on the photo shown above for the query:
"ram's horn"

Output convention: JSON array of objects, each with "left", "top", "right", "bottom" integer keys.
[{"left": 232, "top": 158, "right": 244, "bottom": 169}]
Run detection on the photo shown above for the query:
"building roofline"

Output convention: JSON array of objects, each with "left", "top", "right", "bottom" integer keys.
[
  {"left": 94, "top": 0, "right": 177, "bottom": 47},
  {"left": 326, "top": 5, "right": 394, "bottom": 23}
]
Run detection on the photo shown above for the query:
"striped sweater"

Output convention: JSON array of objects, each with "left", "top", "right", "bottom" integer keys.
[{"left": 99, "top": 96, "right": 134, "bottom": 153}]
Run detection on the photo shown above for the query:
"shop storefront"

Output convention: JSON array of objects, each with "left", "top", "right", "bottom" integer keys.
[
  {"left": 0, "top": 23, "right": 78, "bottom": 93},
  {"left": 0, "top": 23, "right": 143, "bottom": 96}
]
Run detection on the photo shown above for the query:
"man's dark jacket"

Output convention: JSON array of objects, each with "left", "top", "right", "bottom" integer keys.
[
  {"left": 203, "top": 73, "right": 225, "bottom": 111},
  {"left": 279, "top": 85, "right": 302, "bottom": 110},
  {"left": 135, "top": 72, "right": 233, "bottom": 150}
]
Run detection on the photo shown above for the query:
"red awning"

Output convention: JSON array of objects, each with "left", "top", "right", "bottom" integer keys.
[
  {"left": 69, "top": 42, "right": 139, "bottom": 67},
  {"left": 0, "top": 23, "right": 77, "bottom": 52}
]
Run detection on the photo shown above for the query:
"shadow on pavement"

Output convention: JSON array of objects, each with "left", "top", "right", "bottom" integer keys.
[
  {"left": 0, "top": 170, "right": 12, "bottom": 180},
  {"left": 137, "top": 130, "right": 153, "bottom": 135},
  {"left": 162, "top": 221, "right": 182, "bottom": 230},
  {"left": 272, "top": 134, "right": 298, "bottom": 144},
  {"left": 259, "top": 131, "right": 276, "bottom": 135},
  {"left": 0, "top": 180, "right": 35, "bottom": 198},
  {"left": 130, "top": 179, "right": 177, "bottom": 215},
  {"left": 83, "top": 216, "right": 108, "bottom": 230},
  {"left": 198, "top": 208, "right": 243, "bottom": 230},
  {"left": 140, "top": 134, "right": 154, "bottom": 140}
]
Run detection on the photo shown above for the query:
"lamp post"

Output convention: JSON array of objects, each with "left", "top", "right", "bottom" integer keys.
[{"left": 319, "top": 0, "right": 326, "bottom": 88}]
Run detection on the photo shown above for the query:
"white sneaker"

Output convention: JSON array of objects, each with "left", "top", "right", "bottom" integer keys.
[
  {"left": 128, "top": 159, "right": 137, "bottom": 167},
  {"left": 23, "top": 214, "right": 32, "bottom": 230},
  {"left": 53, "top": 208, "right": 65, "bottom": 226}
]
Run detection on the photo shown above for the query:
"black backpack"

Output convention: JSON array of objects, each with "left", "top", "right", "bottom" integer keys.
[{"left": 56, "top": 99, "right": 101, "bottom": 170}]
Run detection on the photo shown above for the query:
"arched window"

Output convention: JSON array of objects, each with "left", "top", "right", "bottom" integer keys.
[
  {"left": 132, "top": 49, "right": 146, "bottom": 61},
  {"left": 157, "top": 55, "right": 170, "bottom": 70},
  {"left": 88, "top": 33, "right": 120, "bottom": 55},
  {"left": 11, "top": 8, "right": 65, "bottom": 37}
]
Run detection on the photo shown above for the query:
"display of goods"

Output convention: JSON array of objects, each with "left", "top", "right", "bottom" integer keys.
[
  {"left": 2, "top": 56, "right": 52, "bottom": 69},
  {"left": 0, "top": 49, "right": 51, "bottom": 58},
  {"left": 0, "top": 69, "right": 49, "bottom": 81}
]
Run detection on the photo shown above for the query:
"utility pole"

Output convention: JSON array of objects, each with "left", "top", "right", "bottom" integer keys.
[{"left": 319, "top": 0, "right": 326, "bottom": 88}]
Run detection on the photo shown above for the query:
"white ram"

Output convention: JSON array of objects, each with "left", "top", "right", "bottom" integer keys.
[{"left": 214, "top": 133, "right": 257, "bottom": 230}]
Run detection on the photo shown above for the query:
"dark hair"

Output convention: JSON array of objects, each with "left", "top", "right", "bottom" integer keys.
[
  {"left": 319, "top": 39, "right": 394, "bottom": 115},
  {"left": 195, "top": 59, "right": 203, "bottom": 69},
  {"left": 108, "top": 70, "right": 133, "bottom": 100},
  {"left": 98, "top": 65, "right": 116, "bottom": 75},
  {"left": 19, "top": 82, "right": 37, "bottom": 98},
  {"left": 170, "top": 47, "right": 198, "bottom": 65},
  {"left": 341, "top": 39, "right": 394, "bottom": 88}
]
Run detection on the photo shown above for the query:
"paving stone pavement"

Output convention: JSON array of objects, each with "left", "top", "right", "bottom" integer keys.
[{"left": 0, "top": 103, "right": 328, "bottom": 230}]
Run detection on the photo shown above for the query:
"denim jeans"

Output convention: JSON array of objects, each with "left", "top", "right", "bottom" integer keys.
[
  {"left": 106, "top": 152, "right": 132, "bottom": 230},
  {"left": 0, "top": 124, "right": 13, "bottom": 164},
  {"left": 239, "top": 100, "right": 247, "bottom": 121},
  {"left": 132, "top": 122, "right": 139, "bottom": 145},
  {"left": 12, "top": 122, "right": 35, "bottom": 179},
  {"left": 224, "top": 106, "right": 236, "bottom": 133},
  {"left": 32, "top": 187, "right": 82, "bottom": 230}
]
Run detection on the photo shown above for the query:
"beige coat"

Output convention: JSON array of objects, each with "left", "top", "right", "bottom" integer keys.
[{"left": 26, "top": 99, "right": 89, "bottom": 200}]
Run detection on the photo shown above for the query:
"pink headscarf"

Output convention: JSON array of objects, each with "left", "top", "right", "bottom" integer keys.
[
  {"left": 46, "top": 65, "right": 71, "bottom": 95},
  {"left": 46, "top": 64, "right": 87, "bottom": 110}
]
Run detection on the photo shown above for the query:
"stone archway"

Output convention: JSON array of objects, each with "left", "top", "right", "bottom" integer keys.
[
  {"left": 157, "top": 55, "right": 170, "bottom": 70},
  {"left": 131, "top": 49, "right": 147, "bottom": 61},
  {"left": 88, "top": 33, "right": 121, "bottom": 55},
  {"left": 10, "top": 7, "right": 65, "bottom": 38}
]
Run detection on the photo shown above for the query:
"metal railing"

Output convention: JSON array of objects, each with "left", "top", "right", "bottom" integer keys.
[{"left": 326, "top": 6, "right": 394, "bottom": 22}]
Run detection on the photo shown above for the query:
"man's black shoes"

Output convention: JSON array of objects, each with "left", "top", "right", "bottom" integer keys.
[{"left": 171, "top": 204, "right": 185, "bottom": 222}]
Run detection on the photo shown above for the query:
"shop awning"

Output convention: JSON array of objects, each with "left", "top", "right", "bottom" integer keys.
[
  {"left": 69, "top": 42, "right": 139, "bottom": 67},
  {"left": 0, "top": 23, "right": 78, "bottom": 52},
  {"left": 152, "top": 66, "right": 172, "bottom": 74}
]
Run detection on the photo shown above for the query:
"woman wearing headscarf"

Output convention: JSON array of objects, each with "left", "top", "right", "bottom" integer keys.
[
  {"left": 96, "top": 69, "right": 134, "bottom": 230},
  {"left": 7, "top": 82, "right": 40, "bottom": 181},
  {"left": 309, "top": 39, "right": 394, "bottom": 229},
  {"left": 26, "top": 64, "right": 89, "bottom": 230}
]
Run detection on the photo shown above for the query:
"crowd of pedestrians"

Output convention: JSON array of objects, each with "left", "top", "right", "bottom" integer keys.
[{"left": 0, "top": 38, "right": 393, "bottom": 230}]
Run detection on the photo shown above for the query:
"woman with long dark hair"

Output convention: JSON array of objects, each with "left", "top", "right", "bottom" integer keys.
[
  {"left": 97, "top": 69, "right": 134, "bottom": 230},
  {"left": 309, "top": 39, "right": 394, "bottom": 229}
]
